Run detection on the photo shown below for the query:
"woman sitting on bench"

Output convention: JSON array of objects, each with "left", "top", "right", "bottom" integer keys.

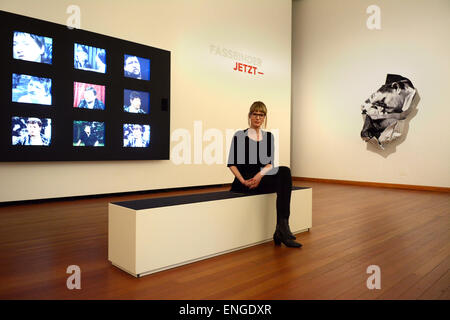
[{"left": 227, "top": 101, "right": 302, "bottom": 248}]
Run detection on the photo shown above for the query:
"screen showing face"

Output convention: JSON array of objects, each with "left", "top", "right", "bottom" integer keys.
[
  {"left": 74, "top": 43, "right": 106, "bottom": 73},
  {"left": 12, "top": 116, "right": 51, "bottom": 146},
  {"left": 123, "top": 89, "right": 149, "bottom": 114},
  {"left": 124, "top": 54, "right": 150, "bottom": 80},
  {"left": 73, "top": 121, "right": 105, "bottom": 147},
  {"left": 12, "top": 73, "right": 52, "bottom": 105},
  {"left": 13, "top": 31, "right": 52, "bottom": 64},
  {"left": 123, "top": 124, "right": 150, "bottom": 148},
  {"left": 73, "top": 82, "right": 106, "bottom": 110}
]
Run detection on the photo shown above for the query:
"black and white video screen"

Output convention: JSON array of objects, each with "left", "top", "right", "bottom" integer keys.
[
  {"left": 12, "top": 73, "right": 52, "bottom": 105},
  {"left": 123, "top": 124, "right": 150, "bottom": 148},
  {"left": 123, "top": 89, "right": 149, "bottom": 114},
  {"left": 74, "top": 43, "right": 106, "bottom": 73},
  {"left": 13, "top": 31, "right": 52, "bottom": 64},
  {"left": 124, "top": 54, "right": 150, "bottom": 80},
  {"left": 12, "top": 116, "right": 51, "bottom": 146}
]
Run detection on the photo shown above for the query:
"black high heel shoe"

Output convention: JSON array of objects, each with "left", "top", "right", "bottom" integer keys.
[
  {"left": 273, "top": 230, "right": 302, "bottom": 248},
  {"left": 273, "top": 219, "right": 302, "bottom": 248}
]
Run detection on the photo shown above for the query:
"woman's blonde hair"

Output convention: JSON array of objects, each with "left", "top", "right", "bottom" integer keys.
[{"left": 248, "top": 101, "right": 267, "bottom": 128}]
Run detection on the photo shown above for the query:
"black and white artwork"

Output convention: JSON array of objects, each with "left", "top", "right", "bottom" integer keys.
[{"left": 360, "top": 74, "right": 417, "bottom": 149}]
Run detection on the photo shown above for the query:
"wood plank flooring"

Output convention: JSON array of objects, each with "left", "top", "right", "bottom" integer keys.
[{"left": 0, "top": 182, "right": 448, "bottom": 300}]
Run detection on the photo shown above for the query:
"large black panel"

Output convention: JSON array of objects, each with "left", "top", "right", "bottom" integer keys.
[{"left": 0, "top": 10, "right": 170, "bottom": 161}]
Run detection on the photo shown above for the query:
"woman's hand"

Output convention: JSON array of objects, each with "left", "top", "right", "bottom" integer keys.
[
  {"left": 247, "top": 173, "right": 263, "bottom": 189},
  {"left": 230, "top": 165, "right": 263, "bottom": 189},
  {"left": 241, "top": 179, "right": 253, "bottom": 188}
]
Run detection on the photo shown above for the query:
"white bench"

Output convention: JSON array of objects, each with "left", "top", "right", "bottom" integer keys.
[{"left": 108, "top": 187, "right": 312, "bottom": 277}]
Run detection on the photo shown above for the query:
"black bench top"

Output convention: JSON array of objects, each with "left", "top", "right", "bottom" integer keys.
[{"left": 112, "top": 186, "right": 310, "bottom": 210}]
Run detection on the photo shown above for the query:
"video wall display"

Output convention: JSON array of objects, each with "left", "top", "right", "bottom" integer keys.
[{"left": 0, "top": 10, "right": 170, "bottom": 161}]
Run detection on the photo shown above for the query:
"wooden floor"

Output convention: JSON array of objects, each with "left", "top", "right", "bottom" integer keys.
[{"left": 0, "top": 181, "right": 448, "bottom": 300}]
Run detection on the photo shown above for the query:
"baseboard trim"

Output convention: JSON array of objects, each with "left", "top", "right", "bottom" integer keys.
[{"left": 293, "top": 177, "right": 450, "bottom": 193}]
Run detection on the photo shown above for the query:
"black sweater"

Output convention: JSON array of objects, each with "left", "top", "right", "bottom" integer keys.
[{"left": 227, "top": 129, "right": 274, "bottom": 191}]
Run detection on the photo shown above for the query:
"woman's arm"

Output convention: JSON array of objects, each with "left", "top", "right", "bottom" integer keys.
[
  {"left": 227, "top": 131, "right": 249, "bottom": 187},
  {"left": 248, "top": 132, "right": 275, "bottom": 188},
  {"left": 259, "top": 163, "right": 273, "bottom": 176}
]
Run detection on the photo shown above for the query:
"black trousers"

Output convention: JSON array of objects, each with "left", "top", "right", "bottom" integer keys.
[{"left": 231, "top": 166, "right": 292, "bottom": 222}]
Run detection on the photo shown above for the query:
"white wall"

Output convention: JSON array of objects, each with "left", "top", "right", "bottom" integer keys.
[
  {"left": 0, "top": 0, "right": 292, "bottom": 202},
  {"left": 291, "top": 0, "right": 450, "bottom": 187}
]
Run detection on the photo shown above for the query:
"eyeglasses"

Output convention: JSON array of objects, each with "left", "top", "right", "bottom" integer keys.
[{"left": 251, "top": 113, "right": 266, "bottom": 119}]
